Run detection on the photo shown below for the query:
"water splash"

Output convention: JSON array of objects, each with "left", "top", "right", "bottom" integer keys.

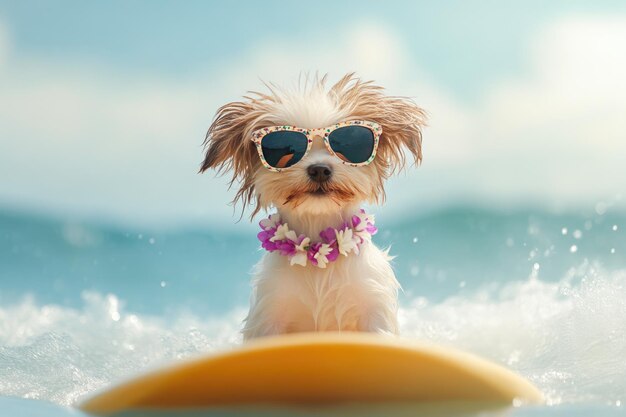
[
  {"left": 1, "top": 263, "right": 625, "bottom": 408},
  {"left": 400, "top": 262, "right": 626, "bottom": 405},
  {"left": 0, "top": 293, "right": 244, "bottom": 405}
]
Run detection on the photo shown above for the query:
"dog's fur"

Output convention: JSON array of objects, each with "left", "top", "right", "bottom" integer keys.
[{"left": 200, "top": 73, "right": 426, "bottom": 340}]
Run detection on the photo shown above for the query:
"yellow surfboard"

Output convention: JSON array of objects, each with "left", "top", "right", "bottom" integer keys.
[{"left": 79, "top": 333, "right": 543, "bottom": 415}]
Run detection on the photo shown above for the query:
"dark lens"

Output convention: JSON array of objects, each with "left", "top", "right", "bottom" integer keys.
[
  {"left": 261, "top": 131, "right": 308, "bottom": 169},
  {"left": 328, "top": 126, "right": 375, "bottom": 164}
]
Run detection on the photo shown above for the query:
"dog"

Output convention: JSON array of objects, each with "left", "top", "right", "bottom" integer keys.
[{"left": 200, "top": 73, "right": 425, "bottom": 340}]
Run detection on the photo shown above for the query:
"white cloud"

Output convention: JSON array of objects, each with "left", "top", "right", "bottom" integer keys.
[
  {"left": 0, "top": 70, "right": 236, "bottom": 228},
  {"left": 0, "top": 15, "right": 625, "bottom": 228},
  {"left": 484, "top": 15, "right": 626, "bottom": 144},
  {"left": 387, "top": 14, "right": 626, "bottom": 215}
]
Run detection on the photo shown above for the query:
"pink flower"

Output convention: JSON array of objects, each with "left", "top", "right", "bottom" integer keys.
[
  {"left": 352, "top": 211, "right": 377, "bottom": 238},
  {"left": 275, "top": 239, "right": 296, "bottom": 256},
  {"left": 319, "top": 227, "right": 337, "bottom": 244},
  {"left": 258, "top": 209, "right": 376, "bottom": 268},
  {"left": 257, "top": 228, "right": 278, "bottom": 251},
  {"left": 326, "top": 243, "right": 340, "bottom": 262},
  {"left": 307, "top": 242, "right": 322, "bottom": 266},
  {"left": 351, "top": 215, "right": 361, "bottom": 228},
  {"left": 307, "top": 242, "right": 336, "bottom": 268},
  {"left": 365, "top": 222, "right": 378, "bottom": 235}
]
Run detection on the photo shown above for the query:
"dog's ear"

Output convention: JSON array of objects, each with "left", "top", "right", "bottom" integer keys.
[
  {"left": 330, "top": 73, "right": 427, "bottom": 174},
  {"left": 375, "top": 96, "right": 427, "bottom": 174},
  {"left": 199, "top": 101, "right": 261, "bottom": 215},
  {"left": 199, "top": 101, "right": 258, "bottom": 175}
]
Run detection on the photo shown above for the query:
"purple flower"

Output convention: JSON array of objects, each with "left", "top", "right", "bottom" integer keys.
[
  {"left": 326, "top": 242, "right": 340, "bottom": 262},
  {"left": 258, "top": 229, "right": 278, "bottom": 251},
  {"left": 365, "top": 222, "right": 378, "bottom": 235},
  {"left": 294, "top": 234, "right": 309, "bottom": 246},
  {"left": 261, "top": 240, "right": 278, "bottom": 251},
  {"left": 275, "top": 239, "right": 297, "bottom": 256},
  {"left": 258, "top": 208, "right": 376, "bottom": 268},
  {"left": 257, "top": 229, "right": 275, "bottom": 242},
  {"left": 319, "top": 227, "right": 337, "bottom": 244},
  {"left": 307, "top": 242, "right": 322, "bottom": 266},
  {"left": 351, "top": 215, "right": 361, "bottom": 228}
]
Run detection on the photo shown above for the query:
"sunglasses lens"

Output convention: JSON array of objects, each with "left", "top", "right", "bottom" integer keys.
[
  {"left": 261, "top": 131, "right": 308, "bottom": 169},
  {"left": 328, "top": 126, "right": 375, "bottom": 164}
]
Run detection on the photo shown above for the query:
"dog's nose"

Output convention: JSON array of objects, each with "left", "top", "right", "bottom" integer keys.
[{"left": 307, "top": 164, "right": 332, "bottom": 183}]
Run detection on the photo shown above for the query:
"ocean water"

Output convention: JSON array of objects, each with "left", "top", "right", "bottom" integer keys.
[{"left": 1, "top": 206, "right": 625, "bottom": 416}]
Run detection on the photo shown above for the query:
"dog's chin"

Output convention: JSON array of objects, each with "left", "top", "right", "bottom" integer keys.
[{"left": 307, "top": 187, "right": 331, "bottom": 197}]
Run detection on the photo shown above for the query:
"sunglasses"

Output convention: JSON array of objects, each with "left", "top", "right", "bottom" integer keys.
[{"left": 251, "top": 120, "right": 382, "bottom": 172}]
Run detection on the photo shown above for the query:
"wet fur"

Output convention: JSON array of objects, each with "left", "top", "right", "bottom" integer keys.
[{"left": 200, "top": 73, "right": 426, "bottom": 340}]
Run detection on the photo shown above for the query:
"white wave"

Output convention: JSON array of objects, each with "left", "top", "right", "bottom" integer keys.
[
  {"left": 0, "top": 293, "right": 245, "bottom": 405},
  {"left": 400, "top": 261, "right": 626, "bottom": 406},
  {"left": 1, "top": 263, "right": 624, "bottom": 407}
]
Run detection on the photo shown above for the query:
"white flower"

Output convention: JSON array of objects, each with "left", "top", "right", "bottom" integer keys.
[
  {"left": 284, "top": 230, "right": 298, "bottom": 243},
  {"left": 260, "top": 214, "right": 281, "bottom": 231},
  {"left": 295, "top": 237, "right": 311, "bottom": 251},
  {"left": 336, "top": 228, "right": 357, "bottom": 256},
  {"left": 260, "top": 210, "right": 375, "bottom": 268},
  {"left": 353, "top": 212, "right": 370, "bottom": 232},
  {"left": 290, "top": 236, "right": 311, "bottom": 267},
  {"left": 353, "top": 211, "right": 375, "bottom": 244},
  {"left": 290, "top": 251, "right": 307, "bottom": 266},
  {"left": 314, "top": 243, "right": 333, "bottom": 269},
  {"left": 354, "top": 229, "right": 372, "bottom": 245},
  {"left": 270, "top": 223, "right": 290, "bottom": 242}
]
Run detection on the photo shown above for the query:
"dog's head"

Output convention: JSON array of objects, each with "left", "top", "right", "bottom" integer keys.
[{"left": 200, "top": 73, "right": 426, "bottom": 219}]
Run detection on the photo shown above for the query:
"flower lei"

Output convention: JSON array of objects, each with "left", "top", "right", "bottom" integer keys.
[{"left": 257, "top": 209, "right": 377, "bottom": 268}]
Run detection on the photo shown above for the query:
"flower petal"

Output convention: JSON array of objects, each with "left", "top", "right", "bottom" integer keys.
[
  {"left": 284, "top": 230, "right": 298, "bottom": 243},
  {"left": 290, "top": 252, "right": 308, "bottom": 266}
]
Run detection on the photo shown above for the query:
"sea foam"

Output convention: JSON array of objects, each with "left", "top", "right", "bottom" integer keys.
[{"left": 1, "top": 263, "right": 624, "bottom": 407}]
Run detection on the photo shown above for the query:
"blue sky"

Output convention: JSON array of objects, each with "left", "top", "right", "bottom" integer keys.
[
  {"left": 4, "top": 1, "right": 622, "bottom": 97},
  {"left": 1, "top": 1, "right": 625, "bottom": 227}
]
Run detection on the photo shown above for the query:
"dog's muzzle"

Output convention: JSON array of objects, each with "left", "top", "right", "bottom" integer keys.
[{"left": 307, "top": 164, "right": 332, "bottom": 183}]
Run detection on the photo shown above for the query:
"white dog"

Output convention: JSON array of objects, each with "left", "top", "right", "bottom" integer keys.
[{"left": 200, "top": 74, "right": 425, "bottom": 340}]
